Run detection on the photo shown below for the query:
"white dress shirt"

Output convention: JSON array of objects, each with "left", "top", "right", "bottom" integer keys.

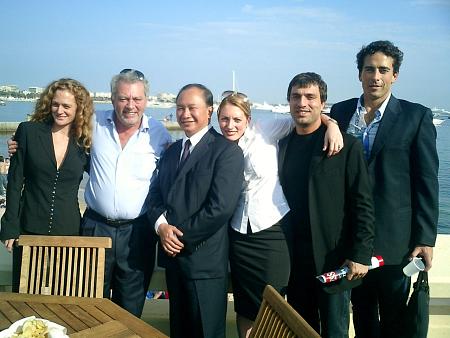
[
  {"left": 85, "top": 110, "right": 172, "bottom": 219},
  {"left": 231, "top": 116, "right": 292, "bottom": 234}
]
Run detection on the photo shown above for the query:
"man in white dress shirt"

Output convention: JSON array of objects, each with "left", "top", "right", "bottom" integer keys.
[
  {"left": 81, "top": 69, "right": 171, "bottom": 317},
  {"left": 6, "top": 70, "right": 171, "bottom": 317}
]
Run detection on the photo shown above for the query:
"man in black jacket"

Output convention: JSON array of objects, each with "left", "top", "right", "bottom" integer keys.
[
  {"left": 278, "top": 72, "right": 375, "bottom": 337},
  {"left": 147, "top": 84, "right": 244, "bottom": 338},
  {"left": 330, "top": 40, "right": 439, "bottom": 338}
]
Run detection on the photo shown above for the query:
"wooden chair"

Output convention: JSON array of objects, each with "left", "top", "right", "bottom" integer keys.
[
  {"left": 18, "top": 235, "right": 112, "bottom": 298},
  {"left": 250, "top": 285, "right": 321, "bottom": 338}
]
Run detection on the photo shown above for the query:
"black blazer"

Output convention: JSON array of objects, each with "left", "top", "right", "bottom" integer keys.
[
  {"left": 278, "top": 127, "right": 375, "bottom": 293},
  {"left": 330, "top": 95, "right": 439, "bottom": 265},
  {"left": 147, "top": 127, "right": 244, "bottom": 279},
  {"left": 0, "top": 121, "right": 88, "bottom": 240}
]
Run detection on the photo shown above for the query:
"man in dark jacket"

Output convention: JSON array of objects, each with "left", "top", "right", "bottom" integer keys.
[
  {"left": 278, "top": 72, "right": 375, "bottom": 337},
  {"left": 330, "top": 40, "right": 439, "bottom": 338},
  {"left": 147, "top": 84, "right": 244, "bottom": 338}
]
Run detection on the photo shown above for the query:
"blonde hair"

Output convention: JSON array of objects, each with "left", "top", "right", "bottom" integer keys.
[
  {"left": 217, "top": 93, "right": 251, "bottom": 120},
  {"left": 30, "top": 78, "right": 94, "bottom": 152}
]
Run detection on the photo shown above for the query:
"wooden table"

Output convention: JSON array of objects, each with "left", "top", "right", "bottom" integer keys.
[{"left": 0, "top": 292, "right": 168, "bottom": 337}]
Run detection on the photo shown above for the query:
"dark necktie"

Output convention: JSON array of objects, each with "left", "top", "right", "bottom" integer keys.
[{"left": 178, "top": 139, "right": 191, "bottom": 171}]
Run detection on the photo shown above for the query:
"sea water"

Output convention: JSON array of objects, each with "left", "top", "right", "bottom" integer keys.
[{"left": 0, "top": 100, "right": 448, "bottom": 233}]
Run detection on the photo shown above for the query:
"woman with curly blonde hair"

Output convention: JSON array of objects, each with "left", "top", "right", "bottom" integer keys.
[
  {"left": 0, "top": 78, "right": 94, "bottom": 292},
  {"left": 30, "top": 78, "right": 93, "bottom": 152}
]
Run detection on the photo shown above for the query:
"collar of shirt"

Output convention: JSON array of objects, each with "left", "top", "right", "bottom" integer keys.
[
  {"left": 182, "top": 125, "right": 211, "bottom": 152},
  {"left": 356, "top": 92, "right": 391, "bottom": 126}
]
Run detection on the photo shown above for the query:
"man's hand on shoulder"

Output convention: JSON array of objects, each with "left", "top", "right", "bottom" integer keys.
[
  {"left": 344, "top": 259, "right": 369, "bottom": 281},
  {"left": 158, "top": 223, "right": 184, "bottom": 257},
  {"left": 322, "top": 115, "right": 344, "bottom": 157}
]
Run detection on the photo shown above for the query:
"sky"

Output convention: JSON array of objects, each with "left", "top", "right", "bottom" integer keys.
[{"left": 1, "top": 0, "right": 449, "bottom": 108}]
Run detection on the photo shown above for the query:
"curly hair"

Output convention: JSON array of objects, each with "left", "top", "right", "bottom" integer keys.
[
  {"left": 30, "top": 78, "right": 94, "bottom": 152},
  {"left": 356, "top": 40, "right": 404, "bottom": 76}
]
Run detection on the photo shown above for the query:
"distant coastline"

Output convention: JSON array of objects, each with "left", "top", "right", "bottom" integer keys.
[
  {"left": 0, "top": 97, "right": 171, "bottom": 106},
  {"left": 0, "top": 121, "right": 181, "bottom": 132}
]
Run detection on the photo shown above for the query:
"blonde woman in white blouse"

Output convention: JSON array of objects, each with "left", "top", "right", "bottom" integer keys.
[{"left": 217, "top": 91, "right": 342, "bottom": 338}]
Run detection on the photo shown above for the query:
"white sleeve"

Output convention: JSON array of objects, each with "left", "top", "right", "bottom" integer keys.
[
  {"left": 155, "top": 212, "right": 168, "bottom": 234},
  {"left": 255, "top": 115, "right": 293, "bottom": 142}
]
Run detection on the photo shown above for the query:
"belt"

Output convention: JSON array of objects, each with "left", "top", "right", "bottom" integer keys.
[{"left": 85, "top": 208, "right": 146, "bottom": 227}]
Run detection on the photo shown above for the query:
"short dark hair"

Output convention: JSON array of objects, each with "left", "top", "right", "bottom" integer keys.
[
  {"left": 356, "top": 40, "right": 404, "bottom": 75},
  {"left": 176, "top": 83, "right": 213, "bottom": 107},
  {"left": 287, "top": 72, "right": 327, "bottom": 103}
]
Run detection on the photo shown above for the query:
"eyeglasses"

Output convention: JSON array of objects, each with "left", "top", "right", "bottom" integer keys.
[
  {"left": 221, "top": 90, "right": 249, "bottom": 102},
  {"left": 120, "top": 69, "right": 145, "bottom": 80}
]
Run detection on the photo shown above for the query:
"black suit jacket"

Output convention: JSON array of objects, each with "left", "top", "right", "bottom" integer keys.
[
  {"left": 147, "top": 127, "right": 244, "bottom": 279},
  {"left": 278, "top": 127, "right": 375, "bottom": 293},
  {"left": 0, "top": 121, "right": 88, "bottom": 240},
  {"left": 330, "top": 95, "right": 439, "bottom": 265}
]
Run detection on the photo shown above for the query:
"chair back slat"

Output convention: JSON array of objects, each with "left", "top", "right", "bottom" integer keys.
[
  {"left": 30, "top": 247, "right": 38, "bottom": 294},
  {"left": 36, "top": 246, "right": 44, "bottom": 294},
  {"left": 18, "top": 235, "right": 112, "bottom": 298},
  {"left": 71, "top": 247, "right": 79, "bottom": 296},
  {"left": 89, "top": 248, "right": 97, "bottom": 298},
  {"left": 41, "top": 247, "right": 48, "bottom": 294},
  {"left": 19, "top": 246, "right": 31, "bottom": 294},
  {"left": 250, "top": 285, "right": 321, "bottom": 338},
  {"left": 65, "top": 247, "right": 72, "bottom": 296},
  {"left": 84, "top": 248, "right": 91, "bottom": 297},
  {"left": 48, "top": 247, "right": 55, "bottom": 293},
  {"left": 60, "top": 247, "right": 67, "bottom": 295},
  {"left": 96, "top": 248, "right": 105, "bottom": 297},
  {"left": 78, "top": 249, "right": 84, "bottom": 298},
  {"left": 54, "top": 247, "right": 61, "bottom": 295}
]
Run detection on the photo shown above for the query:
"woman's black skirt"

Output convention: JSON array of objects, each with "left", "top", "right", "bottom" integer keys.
[{"left": 229, "top": 220, "right": 291, "bottom": 320}]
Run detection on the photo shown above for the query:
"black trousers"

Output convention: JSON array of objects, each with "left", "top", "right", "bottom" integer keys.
[
  {"left": 11, "top": 244, "right": 22, "bottom": 292},
  {"left": 351, "top": 265, "right": 411, "bottom": 338},
  {"left": 165, "top": 265, "right": 228, "bottom": 338},
  {"left": 287, "top": 260, "right": 350, "bottom": 338},
  {"left": 81, "top": 212, "right": 157, "bottom": 317}
]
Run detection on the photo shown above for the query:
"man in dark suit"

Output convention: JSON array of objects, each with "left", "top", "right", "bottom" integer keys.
[
  {"left": 278, "top": 72, "right": 375, "bottom": 337},
  {"left": 330, "top": 40, "right": 439, "bottom": 338},
  {"left": 147, "top": 84, "right": 244, "bottom": 338}
]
